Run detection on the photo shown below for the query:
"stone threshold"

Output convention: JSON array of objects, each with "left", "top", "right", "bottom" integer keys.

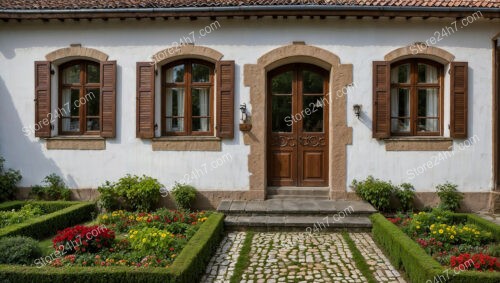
[{"left": 217, "top": 199, "right": 376, "bottom": 215}]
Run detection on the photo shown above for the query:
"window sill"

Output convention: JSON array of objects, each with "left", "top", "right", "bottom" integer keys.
[
  {"left": 385, "top": 137, "right": 453, "bottom": 151},
  {"left": 46, "top": 136, "right": 106, "bottom": 150},
  {"left": 152, "top": 136, "right": 221, "bottom": 151}
]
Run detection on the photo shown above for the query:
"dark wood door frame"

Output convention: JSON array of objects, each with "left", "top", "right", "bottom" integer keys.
[{"left": 267, "top": 63, "right": 329, "bottom": 187}]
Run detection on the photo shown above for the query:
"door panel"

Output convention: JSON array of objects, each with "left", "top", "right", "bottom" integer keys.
[{"left": 267, "top": 64, "right": 329, "bottom": 187}]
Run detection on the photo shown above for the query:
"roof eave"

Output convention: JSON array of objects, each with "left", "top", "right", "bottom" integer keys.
[{"left": 0, "top": 5, "right": 499, "bottom": 19}]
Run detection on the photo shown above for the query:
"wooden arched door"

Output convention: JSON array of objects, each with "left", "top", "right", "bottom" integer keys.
[{"left": 267, "top": 64, "right": 329, "bottom": 187}]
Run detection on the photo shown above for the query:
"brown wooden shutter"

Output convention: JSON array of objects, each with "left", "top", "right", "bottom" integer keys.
[
  {"left": 372, "top": 61, "right": 391, "bottom": 139},
  {"left": 136, "top": 62, "right": 155, "bottom": 138},
  {"left": 450, "top": 62, "right": 468, "bottom": 138},
  {"left": 34, "top": 61, "right": 51, "bottom": 138},
  {"left": 216, "top": 60, "right": 235, "bottom": 138},
  {"left": 100, "top": 61, "right": 117, "bottom": 138}
]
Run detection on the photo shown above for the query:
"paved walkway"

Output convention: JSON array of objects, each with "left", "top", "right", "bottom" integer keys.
[{"left": 201, "top": 232, "right": 405, "bottom": 283}]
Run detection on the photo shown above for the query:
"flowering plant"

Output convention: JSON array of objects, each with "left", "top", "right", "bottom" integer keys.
[
  {"left": 52, "top": 225, "right": 115, "bottom": 254},
  {"left": 450, "top": 253, "right": 500, "bottom": 271},
  {"left": 127, "top": 227, "right": 175, "bottom": 255}
]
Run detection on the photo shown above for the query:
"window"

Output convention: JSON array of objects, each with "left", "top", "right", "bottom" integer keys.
[
  {"left": 58, "top": 60, "right": 101, "bottom": 135},
  {"left": 161, "top": 60, "right": 214, "bottom": 136},
  {"left": 390, "top": 59, "right": 443, "bottom": 136}
]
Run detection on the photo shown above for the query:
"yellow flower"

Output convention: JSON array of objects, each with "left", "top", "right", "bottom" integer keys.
[
  {"left": 438, "top": 229, "right": 444, "bottom": 234},
  {"left": 134, "top": 231, "right": 138, "bottom": 235},
  {"left": 432, "top": 231, "right": 437, "bottom": 234},
  {"left": 130, "top": 235, "right": 134, "bottom": 239},
  {"left": 129, "top": 216, "right": 134, "bottom": 220},
  {"left": 161, "top": 233, "right": 167, "bottom": 238},
  {"left": 416, "top": 226, "right": 420, "bottom": 229},
  {"left": 142, "top": 238, "right": 147, "bottom": 243},
  {"left": 171, "top": 254, "right": 176, "bottom": 258},
  {"left": 450, "top": 235, "right": 454, "bottom": 239},
  {"left": 153, "top": 233, "right": 157, "bottom": 237}
]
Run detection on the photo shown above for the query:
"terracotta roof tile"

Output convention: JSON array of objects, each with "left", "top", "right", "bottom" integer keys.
[{"left": 0, "top": 0, "right": 498, "bottom": 10}]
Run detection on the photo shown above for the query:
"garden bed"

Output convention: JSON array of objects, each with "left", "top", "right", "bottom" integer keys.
[
  {"left": 371, "top": 212, "right": 500, "bottom": 283},
  {"left": 0, "top": 211, "right": 224, "bottom": 283},
  {"left": 0, "top": 201, "right": 96, "bottom": 240}
]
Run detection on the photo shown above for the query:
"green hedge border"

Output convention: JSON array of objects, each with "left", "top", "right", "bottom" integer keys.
[
  {"left": 370, "top": 213, "right": 500, "bottom": 283},
  {"left": 0, "top": 201, "right": 96, "bottom": 240},
  {"left": 0, "top": 212, "right": 225, "bottom": 283}
]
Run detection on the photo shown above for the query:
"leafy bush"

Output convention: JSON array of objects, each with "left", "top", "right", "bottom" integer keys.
[
  {"left": 0, "top": 204, "right": 43, "bottom": 228},
  {"left": 171, "top": 183, "right": 197, "bottom": 210},
  {"left": 395, "top": 183, "right": 415, "bottom": 212},
  {"left": 52, "top": 225, "right": 115, "bottom": 254},
  {"left": 98, "top": 175, "right": 162, "bottom": 212},
  {"left": 127, "top": 227, "right": 175, "bottom": 255},
  {"left": 0, "top": 202, "right": 96, "bottom": 240},
  {"left": 0, "top": 156, "right": 22, "bottom": 202},
  {"left": 30, "top": 174, "right": 71, "bottom": 201},
  {"left": 0, "top": 236, "right": 42, "bottom": 265},
  {"left": 436, "top": 182, "right": 463, "bottom": 212},
  {"left": 352, "top": 176, "right": 395, "bottom": 211}
]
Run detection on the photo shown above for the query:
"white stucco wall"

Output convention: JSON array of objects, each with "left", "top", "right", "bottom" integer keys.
[{"left": 0, "top": 17, "right": 497, "bottom": 192}]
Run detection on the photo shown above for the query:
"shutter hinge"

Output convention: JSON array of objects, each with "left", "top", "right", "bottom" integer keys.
[
  {"left": 50, "top": 123, "right": 54, "bottom": 130},
  {"left": 154, "top": 123, "right": 158, "bottom": 130},
  {"left": 50, "top": 68, "right": 55, "bottom": 75},
  {"left": 155, "top": 70, "right": 158, "bottom": 76}
]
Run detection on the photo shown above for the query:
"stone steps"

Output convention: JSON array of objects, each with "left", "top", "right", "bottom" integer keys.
[
  {"left": 217, "top": 199, "right": 376, "bottom": 231},
  {"left": 267, "top": 187, "right": 330, "bottom": 200}
]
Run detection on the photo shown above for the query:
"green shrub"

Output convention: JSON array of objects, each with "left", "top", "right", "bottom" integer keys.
[
  {"left": 29, "top": 174, "right": 71, "bottom": 201},
  {"left": 0, "top": 204, "right": 44, "bottom": 228},
  {"left": 98, "top": 174, "right": 162, "bottom": 212},
  {"left": 0, "top": 236, "right": 42, "bottom": 265},
  {"left": 0, "top": 156, "right": 22, "bottom": 202},
  {"left": 171, "top": 183, "right": 197, "bottom": 210},
  {"left": 395, "top": 183, "right": 415, "bottom": 212},
  {"left": 436, "top": 182, "right": 463, "bottom": 212},
  {"left": 352, "top": 176, "right": 395, "bottom": 211},
  {"left": 0, "top": 202, "right": 96, "bottom": 240}
]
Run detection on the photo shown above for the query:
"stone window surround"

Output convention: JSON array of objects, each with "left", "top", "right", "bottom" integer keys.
[
  {"left": 243, "top": 43, "right": 354, "bottom": 200},
  {"left": 383, "top": 44, "right": 457, "bottom": 151},
  {"left": 44, "top": 46, "right": 110, "bottom": 150},
  {"left": 150, "top": 44, "right": 224, "bottom": 151}
]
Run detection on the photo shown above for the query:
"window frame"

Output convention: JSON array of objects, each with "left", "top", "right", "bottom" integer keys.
[
  {"left": 390, "top": 58, "right": 444, "bottom": 137},
  {"left": 161, "top": 59, "right": 215, "bottom": 136},
  {"left": 58, "top": 60, "right": 101, "bottom": 136}
]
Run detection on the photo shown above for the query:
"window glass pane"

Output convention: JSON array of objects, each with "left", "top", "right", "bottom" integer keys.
[
  {"left": 86, "top": 118, "right": 100, "bottom": 131},
  {"left": 166, "top": 88, "right": 185, "bottom": 132},
  {"left": 271, "top": 71, "right": 292, "bottom": 94},
  {"left": 302, "top": 95, "right": 324, "bottom": 132},
  {"left": 271, "top": 95, "right": 292, "bottom": 132},
  {"left": 166, "top": 64, "right": 185, "bottom": 83},
  {"left": 391, "top": 64, "right": 410, "bottom": 84},
  {"left": 85, "top": 89, "right": 100, "bottom": 116},
  {"left": 62, "top": 89, "right": 80, "bottom": 117},
  {"left": 191, "top": 88, "right": 210, "bottom": 117},
  {"left": 391, "top": 118, "right": 410, "bottom": 133},
  {"left": 417, "top": 88, "right": 439, "bottom": 117},
  {"left": 166, "top": 118, "right": 184, "bottom": 132},
  {"left": 192, "top": 118, "right": 210, "bottom": 132},
  {"left": 62, "top": 118, "right": 80, "bottom": 132},
  {"left": 86, "top": 63, "right": 100, "bottom": 83},
  {"left": 417, "top": 118, "right": 439, "bottom": 132},
  {"left": 62, "top": 64, "right": 80, "bottom": 84},
  {"left": 417, "top": 64, "right": 438, "bottom": 84},
  {"left": 192, "top": 64, "right": 210, "bottom": 83},
  {"left": 391, "top": 88, "right": 410, "bottom": 132},
  {"left": 302, "top": 70, "right": 323, "bottom": 94}
]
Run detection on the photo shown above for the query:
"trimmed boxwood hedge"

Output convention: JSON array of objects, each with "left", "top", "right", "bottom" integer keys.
[
  {"left": 370, "top": 213, "right": 500, "bottom": 283},
  {"left": 0, "top": 201, "right": 96, "bottom": 240},
  {"left": 0, "top": 212, "right": 225, "bottom": 283}
]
